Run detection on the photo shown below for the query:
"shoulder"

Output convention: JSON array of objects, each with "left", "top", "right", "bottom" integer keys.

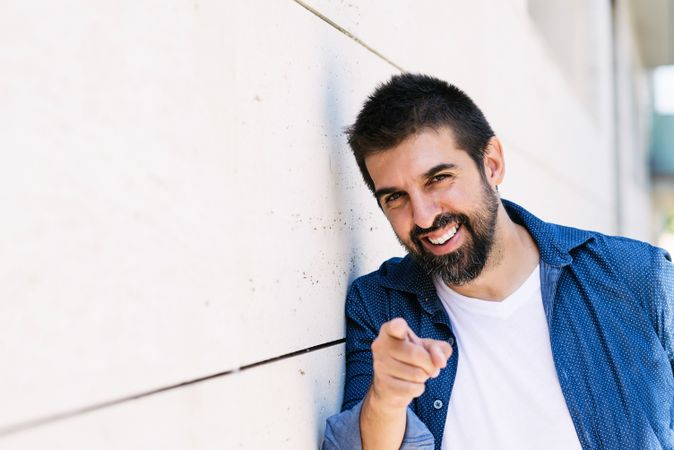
[
  {"left": 565, "top": 228, "right": 672, "bottom": 303},
  {"left": 580, "top": 231, "right": 671, "bottom": 267},
  {"left": 346, "top": 256, "right": 422, "bottom": 324},
  {"left": 504, "top": 199, "right": 670, "bottom": 265},
  {"left": 350, "top": 256, "right": 406, "bottom": 292},
  {"left": 347, "top": 257, "right": 405, "bottom": 315}
]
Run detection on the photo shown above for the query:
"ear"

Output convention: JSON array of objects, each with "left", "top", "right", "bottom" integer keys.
[{"left": 482, "top": 137, "right": 505, "bottom": 187}]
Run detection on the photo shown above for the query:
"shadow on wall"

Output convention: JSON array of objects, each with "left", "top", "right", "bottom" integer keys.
[
  {"left": 305, "top": 53, "right": 365, "bottom": 447},
  {"left": 322, "top": 56, "right": 365, "bottom": 287}
]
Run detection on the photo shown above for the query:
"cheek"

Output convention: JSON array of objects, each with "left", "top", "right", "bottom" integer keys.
[
  {"left": 385, "top": 210, "right": 414, "bottom": 240},
  {"left": 434, "top": 186, "right": 475, "bottom": 215}
]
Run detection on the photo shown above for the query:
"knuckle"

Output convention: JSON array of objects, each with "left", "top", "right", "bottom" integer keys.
[
  {"left": 399, "top": 383, "right": 421, "bottom": 399},
  {"left": 412, "top": 368, "right": 428, "bottom": 382},
  {"left": 409, "top": 346, "right": 427, "bottom": 364},
  {"left": 409, "top": 383, "right": 426, "bottom": 397},
  {"left": 389, "top": 317, "right": 404, "bottom": 328}
]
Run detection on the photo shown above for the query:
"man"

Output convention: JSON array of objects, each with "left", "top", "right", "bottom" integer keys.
[{"left": 322, "top": 73, "right": 674, "bottom": 450}]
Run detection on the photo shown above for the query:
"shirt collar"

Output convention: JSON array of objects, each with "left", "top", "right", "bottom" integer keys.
[{"left": 378, "top": 199, "right": 595, "bottom": 297}]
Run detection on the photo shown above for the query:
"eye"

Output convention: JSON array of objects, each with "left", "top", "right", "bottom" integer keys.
[
  {"left": 384, "top": 192, "right": 405, "bottom": 206},
  {"left": 429, "top": 173, "right": 451, "bottom": 184}
]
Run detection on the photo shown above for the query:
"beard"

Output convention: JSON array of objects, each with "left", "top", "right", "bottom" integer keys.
[{"left": 398, "top": 181, "right": 500, "bottom": 286}]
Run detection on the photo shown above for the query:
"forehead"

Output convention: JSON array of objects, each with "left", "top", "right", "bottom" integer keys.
[{"left": 365, "top": 127, "right": 471, "bottom": 188}]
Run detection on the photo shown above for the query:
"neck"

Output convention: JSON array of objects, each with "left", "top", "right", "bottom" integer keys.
[{"left": 449, "top": 204, "right": 540, "bottom": 301}]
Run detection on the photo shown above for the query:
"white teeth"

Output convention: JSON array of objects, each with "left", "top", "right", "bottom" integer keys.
[{"left": 428, "top": 225, "right": 459, "bottom": 245}]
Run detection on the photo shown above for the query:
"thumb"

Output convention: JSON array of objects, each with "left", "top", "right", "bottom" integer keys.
[{"left": 385, "top": 317, "right": 411, "bottom": 341}]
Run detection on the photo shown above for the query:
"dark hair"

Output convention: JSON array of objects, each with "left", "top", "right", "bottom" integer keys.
[{"left": 346, "top": 73, "right": 495, "bottom": 193}]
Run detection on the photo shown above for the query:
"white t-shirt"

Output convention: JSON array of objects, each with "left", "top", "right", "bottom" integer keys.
[{"left": 433, "top": 266, "right": 582, "bottom": 450}]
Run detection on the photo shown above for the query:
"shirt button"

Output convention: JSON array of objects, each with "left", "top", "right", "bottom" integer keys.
[
  {"left": 433, "top": 399, "right": 443, "bottom": 409},
  {"left": 447, "top": 337, "right": 455, "bottom": 346}
]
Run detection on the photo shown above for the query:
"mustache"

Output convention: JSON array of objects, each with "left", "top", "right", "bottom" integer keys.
[{"left": 411, "top": 213, "right": 465, "bottom": 241}]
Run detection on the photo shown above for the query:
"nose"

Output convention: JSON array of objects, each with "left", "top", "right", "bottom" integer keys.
[{"left": 411, "top": 194, "right": 440, "bottom": 230}]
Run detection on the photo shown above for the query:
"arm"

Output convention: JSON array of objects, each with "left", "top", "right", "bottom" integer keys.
[
  {"left": 649, "top": 248, "right": 674, "bottom": 375},
  {"left": 360, "top": 319, "right": 450, "bottom": 449},
  {"left": 323, "top": 284, "right": 451, "bottom": 449},
  {"left": 360, "top": 387, "right": 408, "bottom": 449},
  {"left": 323, "top": 399, "right": 436, "bottom": 450}
]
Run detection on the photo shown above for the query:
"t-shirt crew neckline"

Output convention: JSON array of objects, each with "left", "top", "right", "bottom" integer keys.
[{"left": 433, "top": 264, "right": 540, "bottom": 319}]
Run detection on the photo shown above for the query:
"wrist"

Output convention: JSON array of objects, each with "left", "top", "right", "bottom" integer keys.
[
  {"left": 365, "top": 384, "right": 409, "bottom": 416},
  {"left": 360, "top": 386, "right": 408, "bottom": 450}
]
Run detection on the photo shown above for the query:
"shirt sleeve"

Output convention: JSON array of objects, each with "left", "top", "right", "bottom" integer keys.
[
  {"left": 341, "top": 282, "right": 380, "bottom": 411},
  {"left": 322, "top": 400, "right": 434, "bottom": 450},
  {"left": 322, "top": 281, "right": 435, "bottom": 449},
  {"left": 650, "top": 247, "right": 674, "bottom": 376}
]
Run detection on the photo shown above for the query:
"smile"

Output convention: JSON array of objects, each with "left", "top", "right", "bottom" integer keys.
[{"left": 427, "top": 224, "right": 460, "bottom": 245}]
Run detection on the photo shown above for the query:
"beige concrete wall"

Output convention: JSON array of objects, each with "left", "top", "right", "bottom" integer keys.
[{"left": 0, "top": 0, "right": 653, "bottom": 448}]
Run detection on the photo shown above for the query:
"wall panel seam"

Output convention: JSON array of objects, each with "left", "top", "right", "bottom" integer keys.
[
  {"left": 291, "top": 0, "right": 405, "bottom": 72},
  {"left": 0, "top": 338, "right": 346, "bottom": 439}
]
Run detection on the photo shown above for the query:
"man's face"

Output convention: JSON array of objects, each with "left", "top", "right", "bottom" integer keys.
[{"left": 365, "top": 127, "right": 501, "bottom": 285}]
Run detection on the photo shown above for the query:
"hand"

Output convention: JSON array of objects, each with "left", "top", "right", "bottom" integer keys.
[{"left": 369, "top": 317, "right": 453, "bottom": 410}]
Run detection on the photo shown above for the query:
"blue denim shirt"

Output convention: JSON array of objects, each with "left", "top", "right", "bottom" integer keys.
[{"left": 323, "top": 200, "right": 674, "bottom": 450}]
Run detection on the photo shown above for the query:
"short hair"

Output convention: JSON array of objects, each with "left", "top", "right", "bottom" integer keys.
[{"left": 346, "top": 73, "right": 495, "bottom": 193}]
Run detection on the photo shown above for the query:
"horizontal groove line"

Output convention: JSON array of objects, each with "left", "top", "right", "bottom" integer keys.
[
  {"left": 0, "top": 338, "right": 346, "bottom": 439},
  {"left": 292, "top": 0, "right": 405, "bottom": 72}
]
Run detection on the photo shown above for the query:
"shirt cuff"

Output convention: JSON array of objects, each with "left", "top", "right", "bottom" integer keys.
[{"left": 322, "top": 400, "right": 435, "bottom": 449}]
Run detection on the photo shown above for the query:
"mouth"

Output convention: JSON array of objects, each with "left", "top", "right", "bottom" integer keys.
[
  {"left": 416, "top": 221, "right": 464, "bottom": 257},
  {"left": 426, "top": 223, "right": 460, "bottom": 246},
  {"left": 408, "top": 214, "right": 467, "bottom": 256}
]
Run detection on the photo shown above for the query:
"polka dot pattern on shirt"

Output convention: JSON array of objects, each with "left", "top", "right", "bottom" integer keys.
[{"left": 335, "top": 200, "right": 674, "bottom": 450}]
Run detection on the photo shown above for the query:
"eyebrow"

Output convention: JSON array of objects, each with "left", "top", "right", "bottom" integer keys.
[
  {"left": 373, "top": 163, "right": 458, "bottom": 203},
  {"left": 422, "top": 163, "right": 457, "bottom": 179},
  {"left": 374, "top": 187, "right": 398, "bottom": 203}
]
